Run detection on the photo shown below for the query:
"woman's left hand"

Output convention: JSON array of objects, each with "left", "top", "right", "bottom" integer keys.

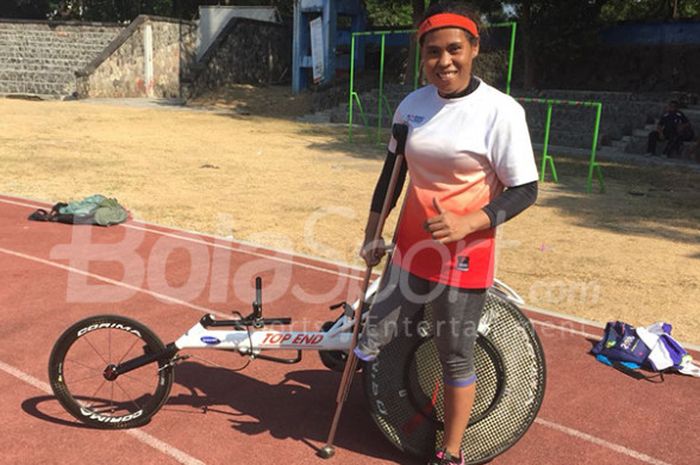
[{"left": 425, "top": 198, "right": 488, "bottom": 244}]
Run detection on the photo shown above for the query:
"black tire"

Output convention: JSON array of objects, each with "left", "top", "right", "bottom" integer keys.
[
  {"left": 48, "top": 315, "right": 174, "bottom": 429},
  {"left": 364, "top": 291, "right": 546, "bottom": 464},
  {"left": 319, "top": 321, "right": 350, "bottom": 372}
]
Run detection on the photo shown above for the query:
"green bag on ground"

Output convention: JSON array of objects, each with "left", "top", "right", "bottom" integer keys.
[{"left": 28, "top": 194, "right": 128, "bottom": 226}]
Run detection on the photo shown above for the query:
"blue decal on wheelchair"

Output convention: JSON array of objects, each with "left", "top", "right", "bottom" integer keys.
[{"left": 201, "top": 336, "right": 221, "bottom": 345}]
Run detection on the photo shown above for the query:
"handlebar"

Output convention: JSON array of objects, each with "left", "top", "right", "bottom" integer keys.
[{"left": 200, "top": 314, "right": 292, "bottom": 329}]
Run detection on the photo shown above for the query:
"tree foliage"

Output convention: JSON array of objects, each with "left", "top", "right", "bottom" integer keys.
[
  {"left": 600, "top": 0, "right": 700, "bottom": 22},
  {"left": 1, "top": 0, "right": 697, "bottom": 88},
  {"left": 364, "top": 0, "right": 413, "bottom": 27},
  {"left": 2, "top": 0, "right": 698, "bottom": 24}
]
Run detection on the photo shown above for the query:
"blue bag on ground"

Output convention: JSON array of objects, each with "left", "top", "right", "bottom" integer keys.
[{"left": 591, "top": 321, "right": 651, "bottom": 365}]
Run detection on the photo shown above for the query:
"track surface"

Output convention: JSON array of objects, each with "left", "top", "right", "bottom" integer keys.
[{"left": 0, "top": 193, "right": 697, "bottom": 465}]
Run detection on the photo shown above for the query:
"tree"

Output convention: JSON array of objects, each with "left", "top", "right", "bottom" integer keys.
[
  {"left": 600, "top": 0, "right": 700, "bottom": 21},
  {"left": 0, "top": 0, "right": 53, "bottom": 19},
  {"left": 363, "top": 0, "right": 413, "bottom": 26},
  {"left": 472, "top": 0, "right": 613, "bottom": 89}
]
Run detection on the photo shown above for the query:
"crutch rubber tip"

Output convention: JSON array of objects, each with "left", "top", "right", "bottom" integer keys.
[{"left": 317, "top": 446, "right": 335, "bottom": 459}]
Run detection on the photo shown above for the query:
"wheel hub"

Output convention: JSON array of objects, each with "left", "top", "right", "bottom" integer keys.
[{"left": 103, "top": 364, "right": 118, "bottom": 381}]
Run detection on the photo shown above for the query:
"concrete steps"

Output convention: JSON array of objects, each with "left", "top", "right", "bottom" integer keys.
[
  {"left": 0, "top": 57, "right": 91, "bottom": 69},
  {"left": 0, "top": 79, "right": 69, "bottom": 95},
  {"left": 608, "top": 106, "right": 700, "bottom": 157},
  {"left": 0, "top": 21, "right": 120, "bottom": 97},
  {"left": 0, "top": 69, "right": 75, "bottom": 81}
]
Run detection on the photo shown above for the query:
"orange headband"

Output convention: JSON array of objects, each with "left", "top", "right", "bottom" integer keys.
[{"left": 417, "top": 13, "right": 479, "bottom": 41}]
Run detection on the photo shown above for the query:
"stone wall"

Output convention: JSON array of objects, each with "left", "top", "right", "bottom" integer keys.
[
  {"left": 0, "top": 19, "right": 122, "bottom": 96},
  {"left": 76, "top": 16, "right": 197, "bottom": 99},
  {"left": 190, "top": 18, "right": 291, "bottom": 95}
]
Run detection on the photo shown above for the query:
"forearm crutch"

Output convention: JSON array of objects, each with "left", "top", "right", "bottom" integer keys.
[{"left": 318, "top": 123, "right": 409, "bottom": 459}]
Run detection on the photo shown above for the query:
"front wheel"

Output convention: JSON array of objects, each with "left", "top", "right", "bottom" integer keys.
[{"left": 48, "top": 315, "right": 174, "bottom": 429}]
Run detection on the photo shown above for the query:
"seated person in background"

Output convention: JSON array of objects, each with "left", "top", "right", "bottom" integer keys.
[{"left": 647, "top": 100, "right": 695, "bottom": 157}]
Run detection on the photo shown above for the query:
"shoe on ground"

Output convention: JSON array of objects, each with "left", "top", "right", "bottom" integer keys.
[{"left": 427, "top": 449, "right": 464, "bottom": 465}]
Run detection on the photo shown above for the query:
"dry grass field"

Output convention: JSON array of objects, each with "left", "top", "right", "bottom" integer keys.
[{"left": 2, "top": 86, "right": 699, "bottom": 344}]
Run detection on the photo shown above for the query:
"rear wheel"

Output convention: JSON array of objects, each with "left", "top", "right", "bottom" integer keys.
[
  {"left": 48, "top": 315, "right": 174, "bottom": 429},
  {"left": 364, "top": 291, "right": 546, "bottom": 464}
]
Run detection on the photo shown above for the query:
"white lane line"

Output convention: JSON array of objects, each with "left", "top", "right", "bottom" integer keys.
[
  {"left": 531, "top": 319, "right": 601, "bottom": 340},
  {"left": 535, "top": 418, "right": 673, "bottom": 465},
  {"left": 0, "top": 196, "right": 364, "bottom": 281},
  {"left": 0, "top": 246, "right": 229, "bottom": 319},
  {"left": 524, "top": 303, "right": 605, "bottom": 328},
  {"left": 0, "top": 359, "right": 52, "bottom": 393},
  {"left": 0, "top": 359, "right": 207, "bottom": 465},
  {"left": 126, "top": 430, "right": 206, "bottom": 465}
]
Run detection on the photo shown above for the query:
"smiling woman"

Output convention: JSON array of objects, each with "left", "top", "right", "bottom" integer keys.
[{"left": 354, "top": 3, "right": 541, "bottom": 465}]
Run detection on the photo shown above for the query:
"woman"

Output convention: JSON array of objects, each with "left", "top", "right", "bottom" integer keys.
[{"left": 353, "top": 2, "right": 539, "bottom": 464}]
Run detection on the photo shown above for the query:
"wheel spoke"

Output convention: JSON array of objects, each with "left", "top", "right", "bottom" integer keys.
[
  {"left": 64, "top": 357, "right": 103, "bottom": 374},
  {"left": 113, "top": 379, "right": 143, "bottom": 412},
  {"left": 64, "top": 372, "right": 105, "bottom": 385},
  {"left": 82, "top": 333, "right": 110, "bottom": 366},
  {"left": 118, "top": 371, "right": 159, "bottom": 390},
  {"left": 82, "top": 379, "right": 108, "bottom": 410},
  {"left": 110, "top": 382, "right": 115, "bottom": 414},
  {"left": 117, "top": 337, "right": 142, "bottom": 365}
]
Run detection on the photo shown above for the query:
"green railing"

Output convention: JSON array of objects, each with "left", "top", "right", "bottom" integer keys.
[
  {"left": 348, "top": 22, "right": 517, "bottom": 143},
  {"left": 516, "top": 98, "right": 605, "bottom": 193},
  {"left": 494, "top": 21, "right": 517, "bottom": 95},
  {"left": 347, "top": 29, "right": 415, "bottom": 142}
]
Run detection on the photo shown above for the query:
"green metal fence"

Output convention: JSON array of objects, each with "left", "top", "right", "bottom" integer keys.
[
  {"left": 347, "top": 22, "right": 517, "bottom": 143},
  {"left": 516, "top": 98, "right": 605, "bottom": 193}
]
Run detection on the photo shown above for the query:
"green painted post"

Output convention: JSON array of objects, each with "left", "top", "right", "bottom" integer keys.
[
  {"left": 492, "top": 22, "right": 517, "bottom": 95},
  {"left": 506, "top": 22, "right": 516, "bottom": 95},
  {"left": 540, "top": 102, "right": 558, "bottom": 183},
  {"left": 377, "top": 34, "right": 386, "bottom": 143},
  {"left": 348, "top": 34, "right": 357, "bottom": 142},
  {"left": 352, "top": 93, "right": 372, "bottom": 140},
  {"left": 587, "top": 103, "right": 605, "bottom": 193},
  {"left": 518, "top": 97, "right": 604, "bottom": 192}
]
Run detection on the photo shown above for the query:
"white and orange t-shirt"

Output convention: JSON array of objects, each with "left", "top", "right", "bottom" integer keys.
[{"left": 388, "top": 80, "right": 538, "bottom": 289}]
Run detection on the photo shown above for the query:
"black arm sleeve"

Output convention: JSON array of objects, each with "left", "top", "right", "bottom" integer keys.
[
  {"left": 482, "top": 181, "right": 538, "bottom": 228},
  {"left": 370, "top": 150, "right": 408, "bottom": 214}
]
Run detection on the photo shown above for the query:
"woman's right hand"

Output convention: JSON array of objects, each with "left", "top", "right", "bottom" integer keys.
[{"left": 360, "top": 237, "right": 386, "bottom": 267}]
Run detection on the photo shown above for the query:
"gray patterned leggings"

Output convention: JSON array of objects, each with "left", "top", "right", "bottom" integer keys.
[{"left": 356, "top": 265, "right": 486, "bottom": 386}]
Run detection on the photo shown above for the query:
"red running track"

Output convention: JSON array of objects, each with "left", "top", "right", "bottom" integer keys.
[{"left": 0, "top": 193, "right": 697, "bottom": 465}]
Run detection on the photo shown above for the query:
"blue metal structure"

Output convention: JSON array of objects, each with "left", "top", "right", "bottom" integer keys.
[
  {"left": 292, "top": 0, "right": 366, "bottom": 93},
  {"left": 601, "top": 20, "right": 700, "bottom": 45}
]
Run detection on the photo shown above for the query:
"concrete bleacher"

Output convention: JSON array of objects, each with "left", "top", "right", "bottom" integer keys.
[
  {"left": 0, "top": 19, "right": 122, "bottom": 98},
  {"left": 612, "top": 105, "right": 700, "bottom": 158}
]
